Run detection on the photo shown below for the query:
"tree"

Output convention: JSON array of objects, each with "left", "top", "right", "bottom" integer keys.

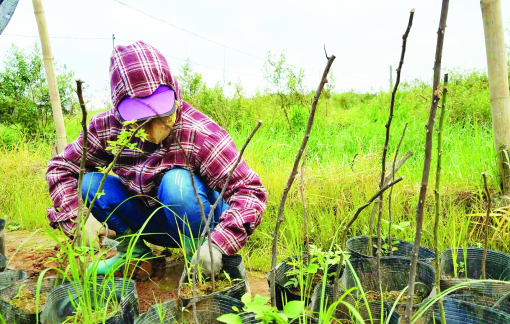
[{"left": 0, "top": 43, "right": 75, "bottom": 138}]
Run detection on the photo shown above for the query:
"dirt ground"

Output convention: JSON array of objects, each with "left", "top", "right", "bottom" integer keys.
[{"left": 3, "top": 230, "right": 269, "bottom": 314}]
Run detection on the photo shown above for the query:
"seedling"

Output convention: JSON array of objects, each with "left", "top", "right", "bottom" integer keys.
[
  {"left": 152, "top": 291, "right": 168, "bottom": 323},
  {"left": 217, "top": 293, "right": 304, "bottom": 324}
]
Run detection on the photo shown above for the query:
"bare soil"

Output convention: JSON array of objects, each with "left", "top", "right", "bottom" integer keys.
[
  {"left": 63, "top": 303, "right": 118, "bottom": 324},
  {"left": 5, "top": 230, "right": 270, "bottom": 314},
  {"left": 9, "top": 288, "right": 48, "bottom": 314},
  {"left": 179, "top": 273, "right": 235, "bottom": 299},
  {"left": 365, "top": 290, "right": 422, "bottom": 304}
]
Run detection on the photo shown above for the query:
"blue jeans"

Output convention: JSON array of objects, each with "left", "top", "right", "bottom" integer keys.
[{"left": 81, "top": 168, "right": 229, "bottom": 248}]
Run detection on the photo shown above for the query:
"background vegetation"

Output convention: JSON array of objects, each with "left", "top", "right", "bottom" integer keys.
[{"left": 0, "top": 43, "right": 508, "bottom": 272}]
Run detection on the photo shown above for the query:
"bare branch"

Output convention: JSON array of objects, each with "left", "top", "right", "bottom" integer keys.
[
  {"left": 405, "top": 2, "right": 449, "bottom": 322},
  {"left": 376, "top": 9, "right": 415, "bottom": 282},
  {"left": 73, "top": 79, "right": 88, "bottom": 250},
  {"left": 482, "top": 172, "right": 491, "bottom": 280},
  {"left": 388, "top": 123, "right": 408, "bottom": 255},
  {"left": 333, "top": 177, "right": 404, "bottom": 299},
  {"left": 434, "top": 73, "right": 448, "bottom": 323},
  {"left": 270, "top": 53, "right": 336, "bottom": 307},
  {"left": 300, "top": 148, "right": 310, "bottom": 265}
]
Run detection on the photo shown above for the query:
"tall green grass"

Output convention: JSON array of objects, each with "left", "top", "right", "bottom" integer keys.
[{"left": 0, "top": 70, "right": 504, "bottom": 272}]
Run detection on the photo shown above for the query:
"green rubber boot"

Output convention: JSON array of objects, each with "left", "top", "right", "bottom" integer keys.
[{"left": 89, "top": 228, "right": 153, "bottom": 275}]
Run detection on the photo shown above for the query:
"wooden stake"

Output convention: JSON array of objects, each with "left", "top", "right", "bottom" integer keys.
[
  {"left": 32, "top": 0, "right": 67, "bottom": 154},
  {"left": 481, "top": 0, "right": 510, "bottom": 195},
  {"left": 405, "top": 1, "right": 449, "bottom": 322}
]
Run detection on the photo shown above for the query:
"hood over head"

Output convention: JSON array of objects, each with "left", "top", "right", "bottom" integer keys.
[{"left": 109, "top": 41, "right": 182, "bottom": 111}]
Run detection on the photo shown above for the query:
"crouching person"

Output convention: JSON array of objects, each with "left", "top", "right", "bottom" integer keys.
[{"left": 45, "top": 41, "right": 267, "bottom": 277}]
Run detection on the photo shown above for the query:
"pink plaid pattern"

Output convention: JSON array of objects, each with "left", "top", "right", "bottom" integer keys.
[{"left": 45, "top": 41, "right": 267, "bottom": 255}]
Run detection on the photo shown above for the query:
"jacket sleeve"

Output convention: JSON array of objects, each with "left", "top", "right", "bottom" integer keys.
[
  {"left": 46, "top": 118, "right": 112, "bottom": 236},
  {"left": 195, "top": 128, "right": 267, "bottom": 255}
]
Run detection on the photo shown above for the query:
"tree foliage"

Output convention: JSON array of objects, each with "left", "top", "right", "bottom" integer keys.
[{"left": 0, "top": 43, "right": 75, "bottom": 138}]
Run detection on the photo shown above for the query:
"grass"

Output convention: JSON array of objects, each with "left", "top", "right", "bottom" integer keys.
[{"left": 0, "top": 69, "right": 505, "bottom": 279}]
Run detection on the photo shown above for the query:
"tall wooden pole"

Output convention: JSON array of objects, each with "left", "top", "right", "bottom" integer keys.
[
  {"left": 32, "top": 0, "right": 67, "bottom": 154},
  {"left": 481, "top": 0, "right": 510, "bottom": 194}
]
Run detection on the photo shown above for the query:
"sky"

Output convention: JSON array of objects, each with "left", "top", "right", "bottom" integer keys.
[{"left": 0, "top": 0, "right": 509, "bottom": 109}]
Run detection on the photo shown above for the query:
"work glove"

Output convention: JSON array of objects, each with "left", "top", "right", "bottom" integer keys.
[{"left": 192, "top": 241, "right": 224, "bottom": 278}]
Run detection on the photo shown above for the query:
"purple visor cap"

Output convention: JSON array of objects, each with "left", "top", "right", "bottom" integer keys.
[{"left": 117, "top": 85, "right": 176, "bottom": 122}]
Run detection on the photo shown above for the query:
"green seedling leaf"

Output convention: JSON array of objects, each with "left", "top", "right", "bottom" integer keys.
[
  {"left": 254, "top": 294, "right": 270, "bottom": 306},
  {"left": 399, "top": 221, "right": 410, "bottom": 228},
  {"left": 217, "top": 314, "right": 242, "bottom": 324},
  {"left": 96, "top": 190, "right": 106, "bottom": 199},
  {"left": 241, "top": 292, "right": 252, "bottom": 304},
  {"left": 307, "top": 263, "right": 319, "bottom": 274},
  {"left": 283, "top": 300, "right": 304, "bottom": 318},
  {"left": 232, "top": 305, "right": 239, "bottom": 312}
]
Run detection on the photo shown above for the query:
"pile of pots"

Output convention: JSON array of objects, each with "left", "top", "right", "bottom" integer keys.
[
  {"left": 3, "top": 218, "right": 510, "bottom": 323},
  {"left": 269, "top": 235, "right": 510, "bottom": 323}
]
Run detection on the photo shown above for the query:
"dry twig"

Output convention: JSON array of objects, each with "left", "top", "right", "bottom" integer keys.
[
  {"left": 388, "top": 123, "right": 408, "bottom": 255},
  {"left": 433, "top": 73, "right": 448, "bottom": 323},
  {"left": 300, "top": 148, "right": 310, "bottom": 265},
  {"left": 175, "top": 120, "right": 262, "bottom": 322},
  {"left": 270, "top": 53, "right": 336, "bottom": 307},
  {"left": 376, "top": 8, "right": 415, "bottom": 282},
  {"left": 405, "top": 1, "right": 449, "bottom": 322},
  {"left": 333, "top": 177, "right": 404, "bottom": 300},
  {"left": 482, "top": 172, "right": 491, "bottom": 280}
]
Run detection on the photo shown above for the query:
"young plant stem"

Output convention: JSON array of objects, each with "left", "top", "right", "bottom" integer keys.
[
  {"left": 74, "top": 79, "right": 88, "bottom": 279},
  {"left": 434, "top": 73, "right": 448, "bottom": 323},
  {"left": 482, "top": 172, "right": 491, "bottom": 280},
  {"left": 368, "top": 150, "right": 413, "bottom": 256},
  {"left": 56, "top": 114, "right": 153, "bottom": 283},
  {"left": 405, "top": 2, "right": 449, "bottom": 323},
  {"left": 80, "top": 117, "right": 152, "bottom": 227},
  {"left": 376, "top": 8, "right": 415, "bottom": 283},
  {"left": 270, "top": 53, "right": 336, "bottom": 307},
  {"left": 174, "top": 120, "right": 262, "bottom": 321},
  {"left": 300, "top": 147, "right": 311, "bottom": 266},
  {"left": 332, "top": 177, "right": 404, "bottom": 300},
  {"left": 196, "top": 120, "right": 263, "bottom": 249},
  {"left": 73, "top": 79, "right": 88, "bottom": 251},
  {"left": 388, "top": 123, "right": 408, "bottom": 255},
  {"left": 173, "top": 137, "right": 211, "bottom": 324}
]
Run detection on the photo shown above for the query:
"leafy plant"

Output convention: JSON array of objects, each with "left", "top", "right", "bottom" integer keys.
[{"left": 217, "top": 293, "right": 304, "bottom": 324}]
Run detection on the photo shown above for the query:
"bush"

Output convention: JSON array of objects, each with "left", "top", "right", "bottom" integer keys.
[{"left": 0, "top": 43, "right": 75, "bottom": 140}]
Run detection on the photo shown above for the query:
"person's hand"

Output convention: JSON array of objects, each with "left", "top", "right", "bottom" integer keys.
[
  {"left": 83, "top": 216, "right": 102, "bottom": 250},
  {"left": 192, "top": 241, "right": 224, "bottom": 277},
  {"left": 83, "top": 216, "right": 115, "bottom": 249}
]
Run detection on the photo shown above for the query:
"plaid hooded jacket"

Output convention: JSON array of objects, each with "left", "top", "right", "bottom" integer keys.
[{"left": 45, "top": 41, "right": 267, "bottom": 255}]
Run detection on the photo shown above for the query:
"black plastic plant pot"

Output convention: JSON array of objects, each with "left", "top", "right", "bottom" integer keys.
[
  {"left": 0, "top": 254, "right": 7, "bottom": 273},
  {"left": 0, "top": 269, "right": 27, "bottom": 290},
  {"left": 266, "top": 256, "right": 343, "bottom": 311},
  {"left": 430, "top": 297, "right": 510, "bottom": 323},
  {"left": 346, "top": 236, "right": 435, "bottom": 263},
  {"left": 440, "top": 248, "right": 510, "bottom": 292},
  {"left": 309, "top": 283, "right": 401, "bottom": 324},
  {"left": 136, "top": 295, "right": 260, "bottom": 324},
  {"left": 341, "top": 257, "right": 435, "bottom": 319},
  {"left": 178, "top": 254, "right": 250, "bottom": 307},
  {"left": 0, "top": 276, "right": 61, "bottom": 324},
  {"left": 40, "top": 277, "right": 139, "bottom": 324}
]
